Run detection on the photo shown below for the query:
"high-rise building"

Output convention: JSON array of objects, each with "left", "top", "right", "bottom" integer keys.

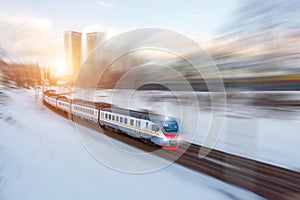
[
  {"left": 86, "top": 32, "right": 104, "bottom": 56},
  {"left": 64, "top": 31, "right": 82, "bottom": 76}
]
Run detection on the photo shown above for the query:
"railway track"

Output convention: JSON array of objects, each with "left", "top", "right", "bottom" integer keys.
[
  {"left": 165, "top": 144, "right": 300, "bottom": 199},
  {"left": 45, "top": 103, "right": 300, "bottom": 200}
]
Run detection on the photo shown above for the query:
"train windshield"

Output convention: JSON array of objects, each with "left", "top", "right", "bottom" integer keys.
[{"left": 161, "top": 120, "right": 178, "bottom": 133}]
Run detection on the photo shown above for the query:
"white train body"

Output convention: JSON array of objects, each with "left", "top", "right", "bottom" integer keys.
[
  {"left": 57, "top": 99, "right": 70, "bottom": 112},
  {"left": 48, "top": 97, "right": 57, "bottom": 108},
  {"left": 71, "top": 103, "right": 99, "bottom": 122},
  {"left": 43, "top": 91, "right": 179, "bottom": 149}
]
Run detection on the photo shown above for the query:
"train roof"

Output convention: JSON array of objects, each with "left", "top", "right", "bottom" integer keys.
[
  {"left": 102, "top": 107, "right": 175, "bottom": 121},
  {"left": 56, "top": 96, "right": 70, "bottom": 102},
  {"left": 72, "top": 98, "right": 111, "bottom": 109}
]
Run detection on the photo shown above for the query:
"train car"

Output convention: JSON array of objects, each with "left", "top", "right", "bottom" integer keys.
[
  {"left": 43, "top": 90, "right": 56, "bottom": 105},
  {"left": 99, "top": 107, "right": 179, "bottom": 150},
  {"left": 57, "top": 96, "right": 71, "bottom": 113},
  {"left": 71, "top": 99, "right": 99, "bottom": 122},
  {"left": 43, "top": 94, "right": 49, "bottom": 104},
  {"left": 48, "top": 96, "right": 57, "bottom": 108},
  {"left": 42, "top": 90, "right": 180, "bottom": 150}
]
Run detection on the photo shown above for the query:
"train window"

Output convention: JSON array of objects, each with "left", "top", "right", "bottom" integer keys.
[
  {"left": 152, "top": 125, "right": 159, "bottom": 132},
  {"left": 146, "top": 122, "right": 148, "bottom": 128},
  {"left": 112, "top": 115, "right": 115, "bottom": 121},
  {"left": 109, "top": 114, "right": 111, "bottom": 120},
  {"left": 124, "top": 118, "right": 128, "bottom": 124},
  {"left": 105, "top": 113, "right": 108, "bottom": 119},
  {"left": 116, "top": 116, "right": 119, "bottom": 122},
  {"left": 120, "top": 117, "right": 123, "bottom": 123},
  {"left": 136, "top": 121, "right": 140, "bottom": 127},
  {"left": 130, "top": 119, "right": 134, "bottom": 126}
]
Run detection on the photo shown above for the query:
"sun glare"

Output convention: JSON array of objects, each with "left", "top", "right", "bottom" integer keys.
[{"left": 52, "top": 61, "right": 66, "bottom": 78}]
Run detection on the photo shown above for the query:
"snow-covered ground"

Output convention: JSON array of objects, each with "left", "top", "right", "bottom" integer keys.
[
  {"left": 0, "top": 87, "right": 263, "bottom": 200},
  {"left": 71, "top": 88, "right": 300, "bottom": 171}
]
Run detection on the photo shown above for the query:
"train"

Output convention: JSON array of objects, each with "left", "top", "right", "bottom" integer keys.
[{"left": 42, "top": 90, "right": 180, "bottom": 150}]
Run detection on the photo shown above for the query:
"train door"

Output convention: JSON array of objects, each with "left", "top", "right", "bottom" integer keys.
[{"left": 135, "top": 119, "right": 141, "bottom": 136}]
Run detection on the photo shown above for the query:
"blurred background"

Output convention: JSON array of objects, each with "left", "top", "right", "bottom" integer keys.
[
  {"left": 1, "top": 1, "right": 300, "bottom": 199},
  {"left": 1, "top": 0, "right": 300, "bottom": 89},
  {"left": 1, "top": 0, "right": 300, "bottom": 168}
]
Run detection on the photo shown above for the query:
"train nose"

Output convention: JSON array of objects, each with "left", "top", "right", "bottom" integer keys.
[
  {"left": 162, "top": 137, "right": 179, "bottom": 151},
  {"left": 168, "top": 139, "right": 178, "bottom": 146}
]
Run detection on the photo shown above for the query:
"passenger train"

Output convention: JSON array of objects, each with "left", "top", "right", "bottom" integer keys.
[{"left": 43, "top": 90, "right": 180, "bottom": 150}]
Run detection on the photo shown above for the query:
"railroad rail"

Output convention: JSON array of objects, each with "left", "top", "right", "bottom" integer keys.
[{"left": 164, "top": 144, "right": 300, "bottom": 199}]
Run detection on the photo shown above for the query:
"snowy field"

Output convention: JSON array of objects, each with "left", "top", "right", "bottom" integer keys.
[
  {"left": 0, "top": 87, "right": 263, "bottom": 200},
  {"left": 71, "top": 88, "right": 300, "bottom": 171}
]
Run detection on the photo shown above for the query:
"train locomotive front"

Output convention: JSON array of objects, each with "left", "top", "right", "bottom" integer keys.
[
  {"left": 148, "top": 115, "right": 179, "bottom": 150},
  {"left": 99, "top": 108, "right": 180, "bottom": 150}
]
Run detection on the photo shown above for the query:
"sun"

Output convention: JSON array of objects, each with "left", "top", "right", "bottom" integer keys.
[{"left": 51, "top": 60, "right": 67, "bottom": 78}]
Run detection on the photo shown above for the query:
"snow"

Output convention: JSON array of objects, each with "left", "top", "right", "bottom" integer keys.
[
  {"left": 0, "top": 88, "right": 263, "bottom": 200},
  {"left": 71, "top": 88, "right": 300, "bottom": 171}
]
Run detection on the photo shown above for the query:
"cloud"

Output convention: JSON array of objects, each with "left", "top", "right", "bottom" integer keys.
[
  {"left": 98, "top": 0, "right": 115, "bottom": 8},
  {"left": 0, "top": 15, "right": 63, "bottom": 65}
]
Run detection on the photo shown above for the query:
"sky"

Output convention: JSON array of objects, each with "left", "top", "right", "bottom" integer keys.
[{"left": 0, "top": 0, "right": 238, "bottom": 75}]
